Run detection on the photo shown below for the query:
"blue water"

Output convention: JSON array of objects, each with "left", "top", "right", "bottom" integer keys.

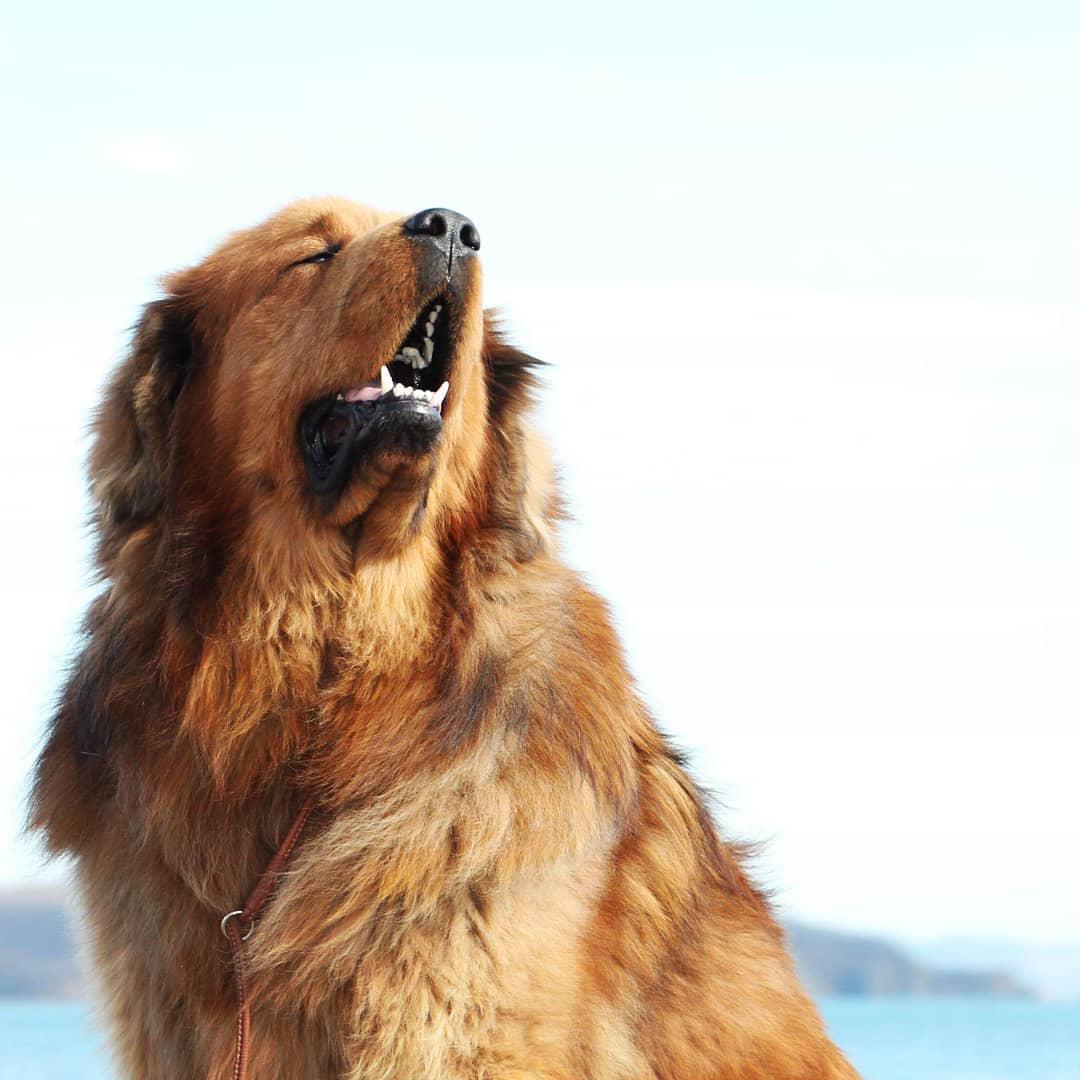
[
  {"left": 1, "top": 998, "right": 1077, "bottom": 1078},
  {"left": 822, "top": 998, "right": 1080, "bottom": 1079},
  {"left": 0, "top": 1002, "right": 111, "bottom": 1080}
]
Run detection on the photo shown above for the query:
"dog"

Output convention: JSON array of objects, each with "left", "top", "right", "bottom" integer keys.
[{"left": 31, "top": 199, "right": 859, "bottom": 1078}]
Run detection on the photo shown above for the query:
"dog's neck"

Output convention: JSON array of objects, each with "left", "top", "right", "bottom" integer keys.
[{"left": 173, "top": 432, "right": 552, "bottom": 797}]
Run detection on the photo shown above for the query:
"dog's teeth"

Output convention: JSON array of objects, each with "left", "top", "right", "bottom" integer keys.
[
  {"left": 401, "top": 346, "right": 422, "bottom": 368},
  {"left": 432, "top": 381, "right": 449, "bottom": 408},
  {"left": 380, "top": 365, "right": 393, "bottom": 393},
  {"left": 335, "top": 392, "right": 345, "bottom": 401},
  {"left": 422, "top": 338, "right": 434, "bottom": 365},
  {"left": 392, "top": 383, "right": 405, "bottom": 398},
  {"left": 424, "top": 321, "right": 435, "bottom": 338}
]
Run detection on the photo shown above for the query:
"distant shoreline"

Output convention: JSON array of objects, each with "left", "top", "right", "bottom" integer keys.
[
  {"left": 785, "top": 920, "right": 1032, "bottom": 999},
  {"left": 0, "top": 885, "right": 1038, "bottom": 1001}
]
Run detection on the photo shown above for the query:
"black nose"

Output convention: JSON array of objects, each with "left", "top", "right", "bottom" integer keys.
[{"left": 403, "top": 208, "right": 481, "bottom": 254}]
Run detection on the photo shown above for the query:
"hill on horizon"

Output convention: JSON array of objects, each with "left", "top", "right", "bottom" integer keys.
[{"left": 0, "top": 886, "right": 1034, "bottom": 1001}]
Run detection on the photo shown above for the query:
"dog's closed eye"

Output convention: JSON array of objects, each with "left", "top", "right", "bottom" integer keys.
[{"left": 288, "top": 243, "right": 342, "bottom": 270}]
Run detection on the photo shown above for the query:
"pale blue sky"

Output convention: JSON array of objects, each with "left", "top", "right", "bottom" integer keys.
[{"left": 1, "top": 2, "right": 1078, "bottom": 947}]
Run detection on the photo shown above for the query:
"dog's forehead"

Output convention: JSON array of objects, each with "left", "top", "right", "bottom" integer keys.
[
  {"left": 165, "top": 198, "right": 400, "bottom": 306},
  {"left": 216, "top": 197, "right": 399, "bottom": 266},
  {"left": 258, "top": 197, "right": 398, "bottom": 242}
]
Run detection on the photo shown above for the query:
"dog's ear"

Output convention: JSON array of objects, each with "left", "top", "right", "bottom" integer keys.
[
  {"left": 89, "top": 300, "right": 193, "bottom": 549},
  {"left": 480, "top": 312, "right": 559, "bottom": 559},
  {"left": 482, "top": 310, "right": 543, "bottom": 423}
]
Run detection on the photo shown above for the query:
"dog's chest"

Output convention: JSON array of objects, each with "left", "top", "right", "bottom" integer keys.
[{"left": 248, "top": 821, "right": 611, "bottom": 1078}]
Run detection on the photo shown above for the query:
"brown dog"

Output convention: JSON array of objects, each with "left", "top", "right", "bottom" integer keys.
[{"left": 31, "top": 199, "right": 859, "bottom": 1078}]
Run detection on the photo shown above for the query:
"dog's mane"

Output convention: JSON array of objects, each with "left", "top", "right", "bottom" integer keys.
[{"left": 33, "top": 300, "right": 577, "bottom": 840}]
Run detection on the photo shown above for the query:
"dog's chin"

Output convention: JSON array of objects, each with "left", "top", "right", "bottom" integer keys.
[{"left": 299, "top": 395, "right": 443, "bottom": 501}]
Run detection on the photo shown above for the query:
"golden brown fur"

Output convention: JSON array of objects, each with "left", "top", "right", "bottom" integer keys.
[{"left": 31, "top": 198, "right": 859, "bottom": 1078}]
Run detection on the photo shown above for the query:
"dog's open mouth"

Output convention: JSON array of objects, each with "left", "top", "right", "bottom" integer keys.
[{"left": 299, "top": 297, "right": 453, "bottom": 496}]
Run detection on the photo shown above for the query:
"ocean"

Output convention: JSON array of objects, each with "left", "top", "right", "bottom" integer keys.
[{"left": 1, "top": 998, "right": 1077, "bottom": 1078}]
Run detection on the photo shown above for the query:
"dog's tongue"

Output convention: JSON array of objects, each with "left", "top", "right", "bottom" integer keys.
[{"left": 345, "top": 381, "right": 382, "bottom": 403}]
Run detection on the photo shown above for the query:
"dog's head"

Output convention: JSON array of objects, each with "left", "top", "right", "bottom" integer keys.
[{"left": 91, "top": 199, "right": 543, "bottom": 593}]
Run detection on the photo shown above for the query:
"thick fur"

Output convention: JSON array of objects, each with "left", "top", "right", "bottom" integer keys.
[{"left": 31, "top": 199, "right": 859, "bottom": 1078}]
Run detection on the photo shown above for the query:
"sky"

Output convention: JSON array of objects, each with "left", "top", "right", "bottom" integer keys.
[{"left": 1, "top": 2, "right": 1078, "bottom": 947}]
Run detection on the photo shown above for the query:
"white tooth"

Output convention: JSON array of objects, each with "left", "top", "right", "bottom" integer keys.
[
  {"left": 335, "top": 392, "right": 345, "bottom": 401},
  {"left": 422, "top": 338, "right": 434, "bottom": 364},
  {"left": 432, "top": 381, "right": 449, "bottom": 408},
  {"left": 425, "top": 321, "right": 435, "bottom": 337},
  {"left": 401, "top": 346, "right": 422, "bottom": 364},
  {"left": 380, "top": 365, "right": 393, "bottom": 393},
  {"left": 430, "top": 307, "right": 440, "bottom": 321},
  {"left": 393, "top": 383, "right": 404, "bottom": 398}
]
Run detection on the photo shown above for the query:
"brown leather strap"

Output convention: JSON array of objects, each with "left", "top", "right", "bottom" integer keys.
[
  {"left": 221, "top": 797, "right": 317, "bottom": 1080},
  {"left": 223, "top": 915, "right": 251, "bottom": 1080}
]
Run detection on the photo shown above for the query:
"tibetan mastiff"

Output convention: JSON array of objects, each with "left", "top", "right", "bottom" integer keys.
[{"left": 32, "top": 199, "right": 858, "bottom": 1078}]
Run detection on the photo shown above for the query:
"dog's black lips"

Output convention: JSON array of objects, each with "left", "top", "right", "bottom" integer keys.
[{"left": 299, "top": 296, "right": 453, "bottom": 498}]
